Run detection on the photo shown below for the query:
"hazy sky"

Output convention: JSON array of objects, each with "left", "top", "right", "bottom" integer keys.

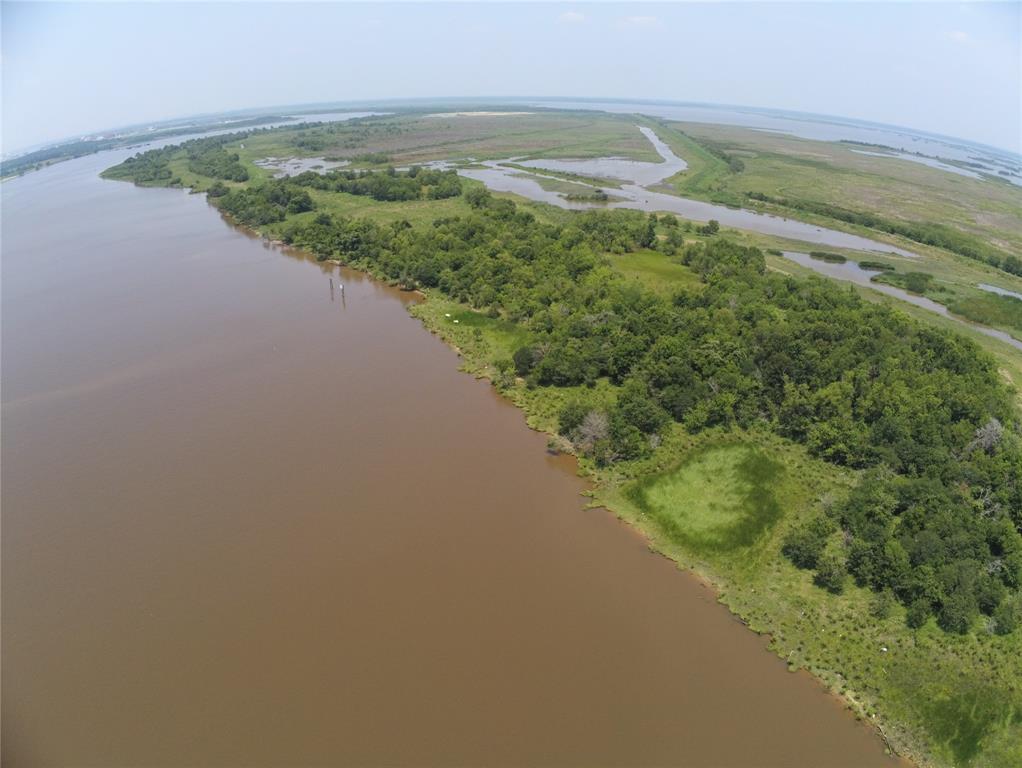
[{"left": 3, "top": 1, "right": 1020, "bottom": 154}]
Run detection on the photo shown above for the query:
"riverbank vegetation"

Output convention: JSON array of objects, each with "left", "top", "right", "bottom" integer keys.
[
  {"left": 102, "top": 131, "right": 257, "bottom": 186},
  {"left": 227, "top": 184, "right": 1022, "bottom": 638},
  {"left": 103, "top": 121, "right": 1022, "bottom": 767},
  {"left": 948, "top": 293, "right": 1022, "bottom": 336},
  {"left": 862, "top": 267, "right": 1022, "bottom": 338},
  {"left": 748, "top": 191, "right": 1020, "bottom": 277}
]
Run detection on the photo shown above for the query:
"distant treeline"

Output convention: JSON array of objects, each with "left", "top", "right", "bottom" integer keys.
[
  {"left": 746, "top": 191, "right": 1022, "bottom": 277},
  {"left": 99, "top": 120, "right": 356, "bottom": 187},
  {"left": 101, "top": 131, "right": 261, "bottom": 185},
  {"left": 291, "top": 118, "right": 402, "bottom": 153},
  {"left": 840, "top": 140, "right": 899, "bottom": 151},
  {"left": 3, "top": 116, "right": 289, "bottom": 178}
]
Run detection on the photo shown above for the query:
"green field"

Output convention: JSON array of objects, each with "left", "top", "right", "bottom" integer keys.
[
  {"left": 626, "top": 443, "right": 783, "bottom": 551},
  {"left": 664, "top": 120, "right": 1022, "bottom": 259},
  {"left": 644, "top": 119, "right": 1022, "bottom": 335},
  {"left": 229, "top": 110, "right": 661, "bottom": 170}
]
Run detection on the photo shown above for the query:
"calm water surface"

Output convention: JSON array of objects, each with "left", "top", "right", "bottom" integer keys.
[{"left": 2, "top": 148, "right": 900, "bottom": 766}]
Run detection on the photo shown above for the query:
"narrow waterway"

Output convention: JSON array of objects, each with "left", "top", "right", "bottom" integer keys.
[
  {"left": 459, "top": 125, "right": 920, "bottom": 258},
  {"left": 779, "top": 252, "right": 1022, "bottom": 352},
  {"left": 2, "top": 146, "right": 901, "bottom": 766}
]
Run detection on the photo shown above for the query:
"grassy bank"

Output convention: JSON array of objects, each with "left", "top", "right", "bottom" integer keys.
[{"left": 411, "top": 292, "right": 1022, "bottom": 768}]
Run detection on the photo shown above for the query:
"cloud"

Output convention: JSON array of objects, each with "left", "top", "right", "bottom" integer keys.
[
  {"left": 948, "top": 29, "right": 973, "bottom": 44},
  {"left": 624, "top": 15, "right": 658, "bottom": 26},
  {"left": 558, "top": 11, "right": 586, "bottom": 25}
]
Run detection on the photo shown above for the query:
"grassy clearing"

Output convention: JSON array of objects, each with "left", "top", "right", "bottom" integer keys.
[
  {"left": 298, "top": 187, "right": 472, "bottom": 227},
  {"left": 606, "top": 249, "right": 702, "bottom": 294},
  {"left": 626, "top": 443, "right": 783, "bottom": 553},
  {"left": 598, "top": 430, "right": 1022, "bottom": 768},
  {"left": 444, "top": 306, "right": 531, "bottom": 360}
]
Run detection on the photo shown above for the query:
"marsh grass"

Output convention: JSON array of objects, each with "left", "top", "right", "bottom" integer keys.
[
  {"left": 949, "top": 292, "right": 1022, "bottom": 335},
  {"left": 625, "top": 443, "right": 783, "bottom": 553}
]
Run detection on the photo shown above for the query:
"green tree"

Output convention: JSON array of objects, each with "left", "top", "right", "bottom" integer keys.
[
  {"left": 782, "top": 516, "right": 835, "bottom": 570},
  {"left": 814, "top": 546, "right": 848, "bottom": 594}
]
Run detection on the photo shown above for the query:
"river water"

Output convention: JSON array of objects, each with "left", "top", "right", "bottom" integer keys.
[{"left": 2, "top": 145, "right": 900, "bottom": 765}]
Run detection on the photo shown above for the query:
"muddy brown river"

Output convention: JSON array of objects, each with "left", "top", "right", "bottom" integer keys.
[{"left": 2, "top": 145, "right": 900, "bottom": 766}]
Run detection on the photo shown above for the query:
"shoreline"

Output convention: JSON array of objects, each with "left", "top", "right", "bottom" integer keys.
[
  {"left": 250, "top": 225, "right": 917, "bottom": 766},
  {"left": 402, "top": 286, "right": 918, "bottom": 767},
  {"left": 105, "top": 162, "right": 1013, "bottom": 767}
]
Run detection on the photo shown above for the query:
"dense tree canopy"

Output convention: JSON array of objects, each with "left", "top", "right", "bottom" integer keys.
[
  {"left": 216, "top": 180, "right": 314, "bottom": 225},
  {"left": 186, "top": 145, "right": 249, "bottom": 182},
  {"left": 288, "top": 166, "right": 462, "bottom": 201}
]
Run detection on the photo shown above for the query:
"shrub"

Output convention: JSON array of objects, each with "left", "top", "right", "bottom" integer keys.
[{"left": 783, "top": 516, "right": 836, "bottom": 570}]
